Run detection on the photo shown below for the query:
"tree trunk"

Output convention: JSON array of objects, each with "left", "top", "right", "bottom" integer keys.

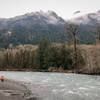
[{"left": 73, "top": 34, "right": 77, "bottom": 73}]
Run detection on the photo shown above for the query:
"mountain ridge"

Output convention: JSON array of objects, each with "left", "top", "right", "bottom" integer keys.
[
  {"left": 68, "top": 10, "right": 100, "bottom": 25},
  {"left": 0, "top": 10, "right": 100, "bottom": 48},
  {"left": 0, "top": 10, "right": 66, "bottom": 48}
]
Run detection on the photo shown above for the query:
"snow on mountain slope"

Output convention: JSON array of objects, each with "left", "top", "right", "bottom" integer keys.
[
  {"left": 68, "top": 10, "right": 100, "bottom": 25},
  {"left": 8, "top": 10, "right": 65, "bottom": 25}
]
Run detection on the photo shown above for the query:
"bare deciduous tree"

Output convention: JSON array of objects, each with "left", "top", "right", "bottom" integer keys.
[{"left": 65, "top": 23, "right": 79, "bottom": 71}]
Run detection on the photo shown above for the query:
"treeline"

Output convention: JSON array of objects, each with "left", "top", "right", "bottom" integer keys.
[{"left": 0, "top": 40, "right": 84, "bottom": 71}]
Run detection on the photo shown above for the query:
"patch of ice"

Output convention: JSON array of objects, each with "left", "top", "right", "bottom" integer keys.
[
  {"left": 79, "top": 87, "right": 88, "bottom": 90},
  {"left": 68, "top": 90, "right": 74, "bottom": 94},
  {"left": 59, "top": 84, "right": 65, "bottom": 87}
]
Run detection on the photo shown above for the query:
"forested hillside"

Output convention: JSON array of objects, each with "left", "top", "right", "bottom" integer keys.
[
  {"left": 0, "top": 10, "right": 100, "bottom": 48},
  {"left": 0, "top": 11, "right": 66, "bottom": 48}
]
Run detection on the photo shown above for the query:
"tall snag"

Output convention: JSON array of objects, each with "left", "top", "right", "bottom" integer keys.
[{"left": 65, "top": 23, "right": 79, "bottom": 72}]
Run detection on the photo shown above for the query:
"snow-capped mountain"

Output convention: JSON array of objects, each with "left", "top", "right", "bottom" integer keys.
[
  {"left": 0, "top": 10, "right": 66, "bottom": 29},
  {"left": 67, "top": 10, "right": 100, "bottom": 44},
  {"left": 0, "top": 11, "right": 66, "bottom": 48},
  {"left": 0, "top": 10, "right": 100, "bottom": 48},
  {"left": 69, "top": 10, "right": 100, "bottom": 25},
  {"left": 8, "top": 10, "right": 65, "bottom": 26}
]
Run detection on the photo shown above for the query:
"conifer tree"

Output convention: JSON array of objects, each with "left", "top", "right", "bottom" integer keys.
[{"left": 35, "top": 39, "right": 50, "bottom": 69}]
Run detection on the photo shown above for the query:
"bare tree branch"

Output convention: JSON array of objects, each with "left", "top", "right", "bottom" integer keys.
[{"left": 65, "top": 23, "right": 79, "bottom": 72}]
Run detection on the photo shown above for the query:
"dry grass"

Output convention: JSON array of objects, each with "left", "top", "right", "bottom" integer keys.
[{"left": 78, "top": 44, "right": 100, "bottom": 74}]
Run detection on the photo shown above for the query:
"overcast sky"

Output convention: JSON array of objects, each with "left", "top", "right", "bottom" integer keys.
[{"left": 0, "top": 0, "right": 100, "bottom": 19}]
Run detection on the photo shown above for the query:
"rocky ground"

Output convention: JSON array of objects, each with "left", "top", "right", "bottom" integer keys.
[{"left": 0, "top": 79, "right": 37, "bottom": 100}]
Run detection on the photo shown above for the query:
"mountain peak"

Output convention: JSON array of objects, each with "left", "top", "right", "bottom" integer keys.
[
  {"left": 69, "top": 10, "right": 100, "bottom": 25},
  {"left": 11, "top": 10, "right": 65, "bottom": 25},
  {"left": 47, "top": 10, "right": 57, "bottom": 16}
]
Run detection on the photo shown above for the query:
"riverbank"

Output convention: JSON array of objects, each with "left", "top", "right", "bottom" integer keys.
[
  {"left": 0, "top": 79, "right": 37, "bottom": 100},
  {"left": 0, "top": 44, "right": 100, "bottom": 75},
  {"left": 0, "top": 68, "right": 100, "bottom": 75}
]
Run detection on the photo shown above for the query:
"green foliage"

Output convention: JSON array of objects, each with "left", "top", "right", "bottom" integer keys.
[
  {"left": 59, "top": 42, "right": 73, "bottom": 69},
  {"left": 35, "top": 39, "right": 50, "bottom": 69},
  {"left": 35, "top": 40, "right": 73, "bottom": 70}
]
